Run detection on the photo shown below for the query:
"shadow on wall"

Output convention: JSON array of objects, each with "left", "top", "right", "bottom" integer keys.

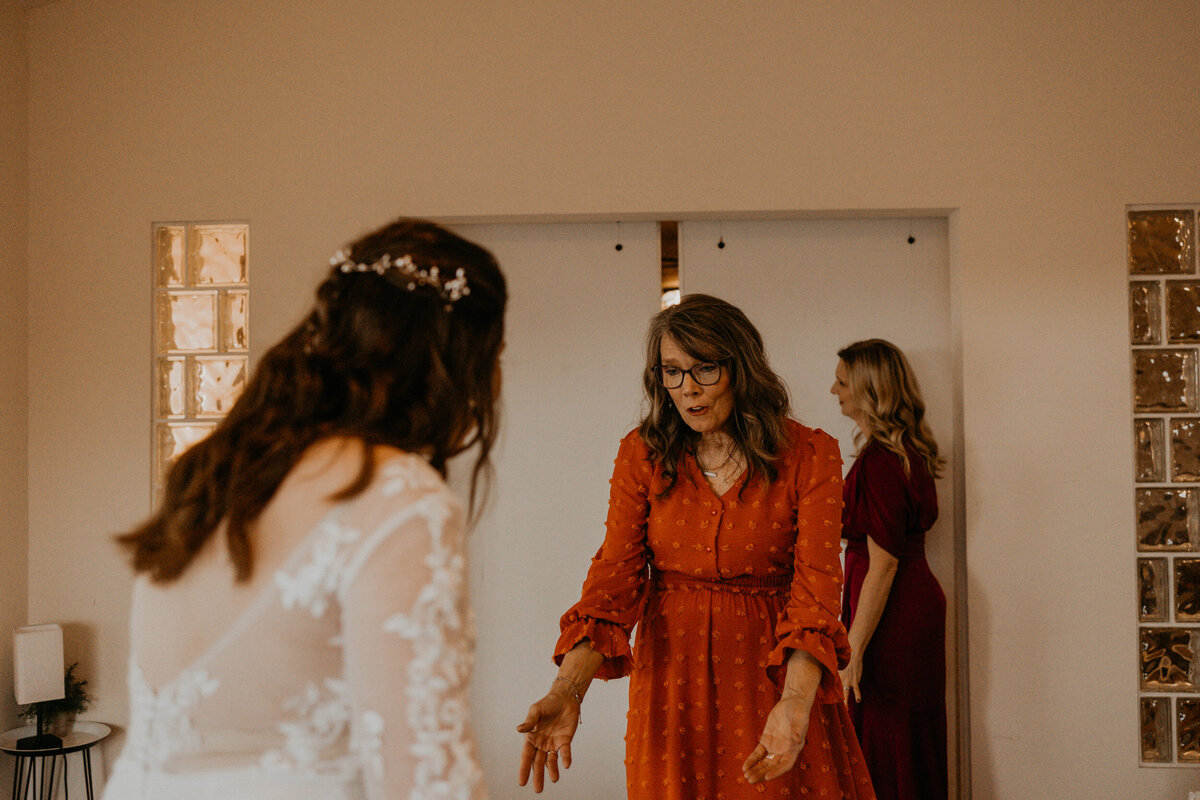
[
  {"left": 967, "top": 569, "right": 992, "bottom": 799},
  {"left": 60, "top": 622, "right": 97, "bottom": 686}
]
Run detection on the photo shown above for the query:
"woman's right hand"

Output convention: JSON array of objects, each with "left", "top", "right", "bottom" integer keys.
[{"left": 517, "top": 688, "right": 581, "bottom": 792}]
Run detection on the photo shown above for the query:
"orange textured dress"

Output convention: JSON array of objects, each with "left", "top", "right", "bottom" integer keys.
[{"left": 556, "top": 421, "right": 875, "bottom": 800}]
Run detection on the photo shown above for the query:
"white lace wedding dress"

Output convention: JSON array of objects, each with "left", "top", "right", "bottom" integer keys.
[{"left": 103, "top": 442, "right": 486, "bottom": 800}]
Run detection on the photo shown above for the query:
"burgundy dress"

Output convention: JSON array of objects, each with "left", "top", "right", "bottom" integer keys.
[{"left": 841, "top": 441, "right": 947, "bottom": 800}]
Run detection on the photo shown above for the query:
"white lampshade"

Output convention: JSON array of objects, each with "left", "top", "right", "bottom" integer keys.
[{"left": 13, "top": 624, "right": 65, "bottom": 706}]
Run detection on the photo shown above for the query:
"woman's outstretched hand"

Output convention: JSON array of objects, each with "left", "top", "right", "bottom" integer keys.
[
  {"left": 517, "top": 688, "right": 581, "bottom": 792},
  {"left": 742, "top": 695, "right": 811, "bottom": 785}
]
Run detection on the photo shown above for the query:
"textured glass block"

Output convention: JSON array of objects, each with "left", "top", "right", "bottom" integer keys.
[
  {"left": 1174, "top": 419, "right": 1200, "bottom": 481},
  {"left": 1135, "top": 418, "right": 1166, "bottom": 482},
  {"left": 189, "top": 225, "right": 247, "bottom": 285},
  {"left": 1168, "top": 281, "right": 1200, "bottom": 343},
  {"left": 1141, "top": 627, "right": 1200, "bottom": 690},
  {"left": 156, "top": 357, "right": 186, "bottom": 419},
  {"left": 158, "top": 292, "right": 217, "bottom": 352},
  {"left": 1177, "top": 559, "right": 1200, "bottom": 623},
  {"left": 222, "top": 291, "right": 248, "bottom": 351},
  {"left": 1140, "top": 558, "right": 1169, "bottom": 622},
  {"left": 1134, "top": 350, "right": 1197, "bottom": 412},
  {"left": 156, "top": 225, "right": 185, "bottom": 287},
  {"left": 155, "top": 422, "right": 216, "bottom": 478},
  {"left": 1179, "top": 698, "right": 1200, "bottom": 762},
  {"left": 1132, "top": 281, "right": 1161, "bottom": 345},
  {"left": 1141, "top": 696, "right": 1172, "bottom": 762},
  {"left": 1130, "top": 210, "right": 1195, "bottom": 275},
  {"left": 192, "top": 357, "right": 247, "bottom": 417},
  {"left": 1132, "top": 281, "right": 1162, "bottom": 345},
  {"left": 1136, "top": 488, "right": 1197, "bottom": 551}
]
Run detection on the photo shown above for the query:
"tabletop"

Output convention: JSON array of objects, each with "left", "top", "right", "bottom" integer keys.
[{"left": 0, "top": 722, "right": 111, "bottom": 756}]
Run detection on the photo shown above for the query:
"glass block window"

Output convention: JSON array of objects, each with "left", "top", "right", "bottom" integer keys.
[
  {"left": 1129, "top": 207, "right": 1200, "bottom": 767},
  {"left": 153, "top": 223, "right": 249, "bottom": 495}
]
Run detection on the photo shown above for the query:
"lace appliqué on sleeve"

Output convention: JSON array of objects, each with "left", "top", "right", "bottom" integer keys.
[
  {"left": 124, "top": 661, "right": 221, "bottom": 770},
  {"left": 261, "top": 678, "right": 369, "bottom": 777},
  {"left": 267, "top": 519, "right": 377, "bottom": 778},
  {"left": 275, "top": 517, "right": 362, "bottom": 618},
  {"left": 350, "top": 710, "right": 385, "bottom": 780},
  {"left": 381, "top": 493, "right": 484, "bottom": 799},
  {"left": 268, "top": 455, "right": 481, "bottom": 796},
  {"left": 379, "top": 457, "right": 446, "bottom": 498}
]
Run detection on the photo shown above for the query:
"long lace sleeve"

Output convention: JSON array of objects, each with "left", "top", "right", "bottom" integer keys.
[
  {"left": 339, "top": 461, "right": 484, "bottom": 800},
  {"left": 554, "top": 431, "right": 653, "bottom": 680},
  {"left": 766, "top": 429, "right": 852, "bottom": 702}
]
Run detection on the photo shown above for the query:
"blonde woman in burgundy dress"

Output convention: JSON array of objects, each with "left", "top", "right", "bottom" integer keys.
[{"left": 832, "top": 339, "right": 947, "bottom": 800}]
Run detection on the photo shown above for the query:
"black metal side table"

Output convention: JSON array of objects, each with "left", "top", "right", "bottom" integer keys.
[{"left": 0, "top": 722, "right": 110, "bottom": 800}]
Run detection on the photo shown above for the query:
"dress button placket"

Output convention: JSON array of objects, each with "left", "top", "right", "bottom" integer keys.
[{"left": 710, "top": 503, "right": 723, "bottom": 570}]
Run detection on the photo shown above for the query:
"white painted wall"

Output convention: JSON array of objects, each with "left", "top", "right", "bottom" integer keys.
[
  {"left": 450, "top": 222, "right": 660, "bottom": 799},
  {"left": 14, "top": 1, "right": 1200, "bottom": 798},
  {"left": 1, "top": 2, "right": 29, "bottom": 794}
]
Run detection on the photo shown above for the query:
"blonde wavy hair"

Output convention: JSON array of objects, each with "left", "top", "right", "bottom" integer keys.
[{"left": 837, "top": 339, "right": 944, "bottom": 479}]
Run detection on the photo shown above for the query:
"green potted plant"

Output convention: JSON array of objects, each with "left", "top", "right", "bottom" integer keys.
[{"left": 18, "top": 662, "right": 91, "bottom": 739}]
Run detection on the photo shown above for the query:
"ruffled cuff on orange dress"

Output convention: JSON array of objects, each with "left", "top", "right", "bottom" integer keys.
[
  {"left": 554, "top": 610, "right": 635, "bottom": 681},
  {"left": 766, "top": 628, "right": 852, "bottom": 703}
]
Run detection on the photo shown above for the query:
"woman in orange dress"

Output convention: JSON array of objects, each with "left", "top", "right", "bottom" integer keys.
[{"left": 517, "top": 295, "right": 874, "bottom": 800}]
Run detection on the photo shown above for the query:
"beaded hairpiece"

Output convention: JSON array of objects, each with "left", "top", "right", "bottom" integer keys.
[{"left": 328, "top": 249, "right": 471, "bottom": 304}]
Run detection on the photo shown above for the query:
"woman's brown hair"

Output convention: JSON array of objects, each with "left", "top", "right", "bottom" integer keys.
[
  {"left": 837, "top": 338, "right": 943, "bottom": 478},
  {"left": 120, "top": 218, "right": 507, "bottom": 582},
  {"left": 638, "top": 294, "right": 792, "bottom": 496}
]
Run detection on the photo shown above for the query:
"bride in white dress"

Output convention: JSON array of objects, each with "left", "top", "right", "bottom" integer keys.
[{"left": 104, "top": 219, "right": 507, "bottom": 800}]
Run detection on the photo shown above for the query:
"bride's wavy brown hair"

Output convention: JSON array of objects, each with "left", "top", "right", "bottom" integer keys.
[
  {"left": 120, "top": 218, "right": 507, "bottom": 583},
  {"left": 638, "top": 294, "right": 792, "bottom": 497},
  {"left": 837, "top": 338, "right": 944, "bottom": 478}
]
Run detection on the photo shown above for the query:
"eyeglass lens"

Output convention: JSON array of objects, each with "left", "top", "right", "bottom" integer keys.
[{"left": 658, "top": 362, "right": 722, "bottom": 389}]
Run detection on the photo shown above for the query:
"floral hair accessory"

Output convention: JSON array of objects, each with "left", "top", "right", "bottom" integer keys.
[{"left": 328, "top": 250, "right": 471, "bottom": 304}]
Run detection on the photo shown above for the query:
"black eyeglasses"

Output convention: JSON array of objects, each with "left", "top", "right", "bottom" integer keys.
[{"left": 655, "top": 361, "right": 724, "bottom": 389}]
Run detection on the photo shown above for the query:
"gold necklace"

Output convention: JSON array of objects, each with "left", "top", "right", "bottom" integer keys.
[{"left": 697, "top": 447, "right": 737, "bottom": 478}]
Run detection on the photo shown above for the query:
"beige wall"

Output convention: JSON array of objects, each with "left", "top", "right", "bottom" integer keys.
[
  {"left": 17, "top": 1, "right": 1200, "bottom": 797},
  {"left": 0, "top": 0, "right": 28, "bottom": 792},
  {"left": 1, "top": 0, "right": 29, "bottom": 745}
]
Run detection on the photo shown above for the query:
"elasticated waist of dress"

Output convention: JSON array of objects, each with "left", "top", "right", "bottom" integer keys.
[{"left": 650, "top": 568, "right": 792, "bottom": 597}]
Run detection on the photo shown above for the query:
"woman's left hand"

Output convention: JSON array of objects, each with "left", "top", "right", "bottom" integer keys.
[{"left": 742, "top": 695, "right": 812, "bottom": 784}]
